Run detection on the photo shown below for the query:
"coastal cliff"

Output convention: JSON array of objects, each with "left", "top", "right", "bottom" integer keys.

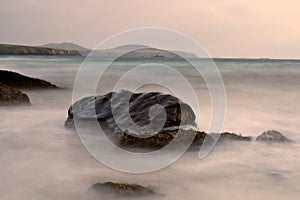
[{"left": 0, "top": 44, "right": 81, "bottom": 56}]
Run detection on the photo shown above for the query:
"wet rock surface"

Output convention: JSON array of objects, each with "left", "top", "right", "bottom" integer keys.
[
  {"left": 0, "top": 70, "right": 57, "bottom": 89},
  {"left": 65, "top": 90, "right": 196, "bottom": 132},
  {"left": 87, "top": 182, "right": 156, "bottom": 198},
  {"left": 0, "top": 83, "right": 30, "bottom": 105},
  {"left": 256, "top": 130, "right": 292, "bottom": 143}
]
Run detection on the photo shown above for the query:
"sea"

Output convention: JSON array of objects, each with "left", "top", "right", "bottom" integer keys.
[{"left": 0, "top": 56, "right": 299, "bottom": 200}]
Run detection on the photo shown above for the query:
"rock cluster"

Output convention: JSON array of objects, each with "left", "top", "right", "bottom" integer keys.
[
  {"left": 65, "top": 90, "right": 253, "bottom": 149},
  {"left": 0, "top": 70, "right": 58, "bottom": 106},
  {"left": 68, "top": 91, "right": 293, "bottom": 198}
]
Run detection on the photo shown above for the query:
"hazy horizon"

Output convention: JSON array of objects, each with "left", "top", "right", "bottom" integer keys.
[{"left": 1, "top": 0, "right": 300, "bottom": 59}]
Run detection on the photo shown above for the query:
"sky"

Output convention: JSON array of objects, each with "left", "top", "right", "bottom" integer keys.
[{"left": 0, "top": 0, "right": 299, "bottom": 58}]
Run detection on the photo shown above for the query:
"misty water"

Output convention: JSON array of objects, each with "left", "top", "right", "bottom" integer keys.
[{"left": 0, "top": 56, "right": 300, "bottom": 199}]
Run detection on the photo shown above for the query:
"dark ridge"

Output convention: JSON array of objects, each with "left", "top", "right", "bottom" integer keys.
[{"left": 0, "top": 70, "right": 58, "bottom": 89}]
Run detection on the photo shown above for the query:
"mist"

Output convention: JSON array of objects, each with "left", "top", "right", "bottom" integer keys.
[{"left": 0, "top": 57, "right": 299, "bottom": 199}]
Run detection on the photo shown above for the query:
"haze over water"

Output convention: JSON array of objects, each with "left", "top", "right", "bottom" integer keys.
[{"left": 0, "top": 56, "right": 300, "bottom": 199}]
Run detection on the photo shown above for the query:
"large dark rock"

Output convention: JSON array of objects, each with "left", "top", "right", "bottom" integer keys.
[
  {"left": 65, "top": 90, "right": 196, "bottom": 132},
  {"left": 87, "top": 182, "right": 156, "bottom": 198},
  {"left": 0, "top": 70, "right": 57, "bottom": 89},
  {"left": 256, "top": 130, "right": 292, "bottom": 143},
  {"left": 0, "top": 83, "right": 30, "bottom": 105},
  {"left": 65, "top": 90, "right": 252, "bottom": 149}
]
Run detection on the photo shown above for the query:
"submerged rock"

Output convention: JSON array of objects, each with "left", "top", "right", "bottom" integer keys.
[
  {"left": 118, "top": 129, "right": 252, "bottom": 150},
  {"left": 217, "top": 132, "right": 253, "bottom": 142},
  {"left": 256, "top": 130, "right": 292, "bottom": 143},
  {"left": 87, "top": 182, "right": 156, "bottom": 198},
  {"left": 0, "top": 83, "right": 30, "bottom": 105},
  {"left": 118, "top": 128, "right": 206, "bottom": 150},
  {"left": 0, "top": 70, "right": 57, "bottom": 89}
]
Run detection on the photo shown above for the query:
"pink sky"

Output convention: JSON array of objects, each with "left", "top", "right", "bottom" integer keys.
[{"left": 0, "top": 0, "right": 299, "bottom": 58}]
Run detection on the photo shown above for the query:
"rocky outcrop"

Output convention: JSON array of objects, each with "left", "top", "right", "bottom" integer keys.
[
  {"left": 0, "top": 83, "right": 30, "bottom": 105},
  {"left": 65, "top": 90, "right": 252, "bottom": 149},
  {"left": 0, "top": 44, "right": 81, "bottom": 56},
  {"left": 87, "top": 182, "right": 156, "bottom": 198},
  {"left": 0, "top": 70, "right": 57, "bottom": 89},
  {"left": 256, "top": 130, "right": 292, "bottom": 143}
]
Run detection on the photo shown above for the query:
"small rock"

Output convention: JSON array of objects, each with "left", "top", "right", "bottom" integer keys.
[
  {"left": 0, "top": 83, "right": 30, "bottom": 105},
  {"left": 256, "top": 130, "right": 291, "bottom": 143},
  {"left": 87, "top": 182, "right": 156, "bottom": 198}
]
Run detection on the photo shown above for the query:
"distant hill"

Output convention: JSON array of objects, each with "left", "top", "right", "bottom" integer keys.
[
  {"left": 111, "top": 44, "right": 150, "bottom": 51},
  {"left": 0, "top": 44, "right": 81, "bottom": 56},
  {"left": 86, "top": 44, "right": 198, "bottom": 58},
  {"left": 0, "top": 43, "right": 197, "bottom": 58},
  {"left": 117, "top": 48, "right": 197, "bottom": 59},
  {"left": 39, "top": 42, "right": 89, "bottom": 52}
]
